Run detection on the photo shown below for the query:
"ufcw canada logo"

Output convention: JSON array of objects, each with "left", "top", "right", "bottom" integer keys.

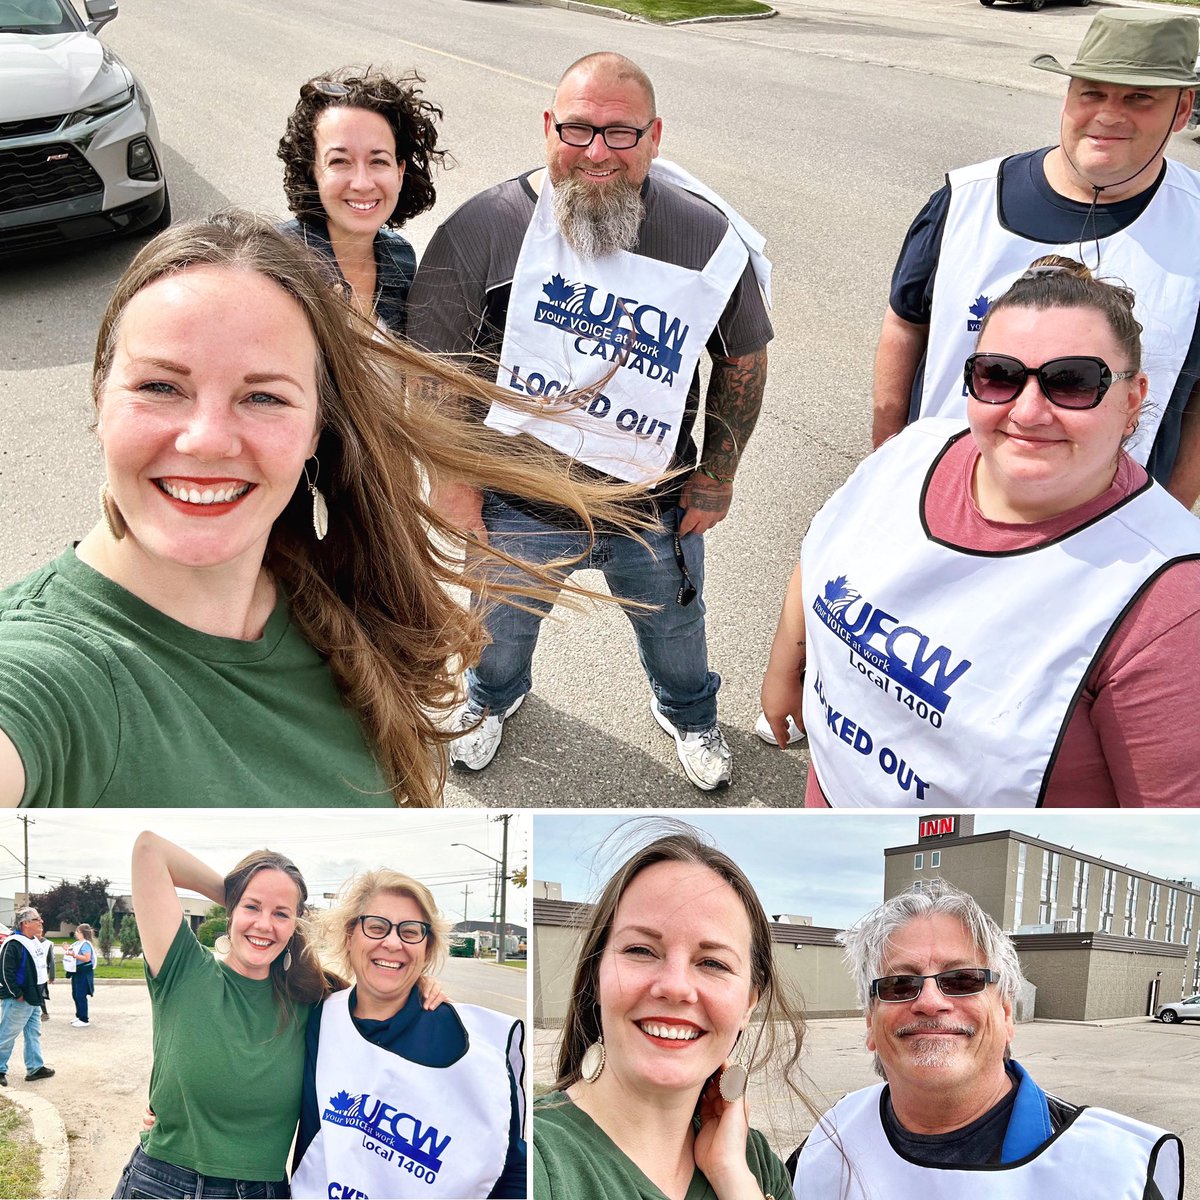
[
  {"left": 322, "top": 1090, "right": 450, "bottom": 1172},
  {"left": 966, "top": 295, "right": 991, "bottom": 333},
  {"left": 534, "top": 273, "right": 689, "bottom": 379},
  {"left": 813, "top": 577, "right": 972, "bottom": 714}
]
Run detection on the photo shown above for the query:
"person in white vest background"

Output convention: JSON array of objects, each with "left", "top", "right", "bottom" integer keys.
[
  {"left": 0, "top": 907, "right": 54, "bottom": 1085},
  {"left": 871, "top": 11, "right": 1200, "bottom": 508},
  {"left": 791, "top": 883, "right": 1183, "bottom": 1200},
  {"left": 408, "top": 51, "right": 773, "bottom": 792},
  {"left": 290, "top": 869, "right": 525, "bottom": 1198},
  {"left": 759, "top": 259, "right": 1200, "bottom": 807}
]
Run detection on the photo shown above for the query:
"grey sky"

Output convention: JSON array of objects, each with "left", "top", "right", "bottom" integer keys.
[
  {"left": 1, "top": 811, "right": 529, "bottom": 927},
  {"left": 532, "top": 812, "right": 1200, "bottom": 930}
]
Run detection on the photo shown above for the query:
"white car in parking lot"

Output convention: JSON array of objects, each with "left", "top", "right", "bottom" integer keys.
[
  {"left": 0, "top": 0, "right": 168, "bottom": 255},
  {"left": 1156, "top": 994, "right": 1200, "bottom": 1023}
]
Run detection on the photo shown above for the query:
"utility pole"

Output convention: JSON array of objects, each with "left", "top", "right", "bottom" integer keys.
[
  {"left": 495, "top": 814, "right": 510, "bottom": 966},
  {"left": 18, "top": 814, "right": 32, "bottom": 899},
  {"left": 462, "top": 886, "right": 471, "bottom": 928}
]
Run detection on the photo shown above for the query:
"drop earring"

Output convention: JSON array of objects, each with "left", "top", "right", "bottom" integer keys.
[
  {"left": 718, "top": 1032, "right": 750, "bottom": 1102},
  {"left": 214, "top": 934, "right": 232, "bottom": 955},
  {"left": 99, "top": 484, "right": 127, "bottom": 541},
  {"left": 282, "top": 946, "right": 293, "bottom": 972},
  {"left": 580, "top": 1033, "right": 605, "bottom": 1083},
  {"left": 304, "top": 457, "right": 329, "bottom": 541}
]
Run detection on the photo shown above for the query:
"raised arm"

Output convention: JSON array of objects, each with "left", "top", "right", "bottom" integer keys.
[
  {"left": 760, "top": 563, "right": 807, "bottom": 748},
  {"left": 872, "top": 306, "right": 928, "bottom": 448},
  {"left": 132, "top": 832, "right": 224, "bottom": 977},
  {"left": 0, "top": 730, "right": 23, "bottom": 807},
  {"left": 679, "top": 346, "right": 768, "bottom": 536}
]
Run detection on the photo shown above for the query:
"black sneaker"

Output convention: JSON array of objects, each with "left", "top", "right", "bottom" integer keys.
[
  {"left": 25, "top": 1066, "right": 54, "bottom": 1081},
  {"left": 0, "top": 1073, "right": 7, "bottom": 1087}
]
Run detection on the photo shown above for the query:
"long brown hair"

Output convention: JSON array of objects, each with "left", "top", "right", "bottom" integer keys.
[
  {"left": 553, "top": 827, "right": 808, "bottom": 1101},
  {"left": 92, "top": 212, "right": 652, "bottom": 806}
]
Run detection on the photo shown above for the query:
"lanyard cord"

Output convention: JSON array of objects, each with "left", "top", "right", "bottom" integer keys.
[{"left": 1055, "top": 89, "right": 1183, "bottom": 270}]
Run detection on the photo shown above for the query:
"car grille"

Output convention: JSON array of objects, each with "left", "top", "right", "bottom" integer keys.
[
  {"left": 0, "top": 142, "right": 104, "bottom": 214},
  {"left": 0, "top": 116, "right": 65, "bottom": 139}
]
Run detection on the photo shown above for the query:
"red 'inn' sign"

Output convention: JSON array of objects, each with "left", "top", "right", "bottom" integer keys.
[{"left": 919, "top": 817, "right": 956, "bottom": 838}]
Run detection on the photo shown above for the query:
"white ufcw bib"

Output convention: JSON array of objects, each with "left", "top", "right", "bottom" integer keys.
[
  {"left": 487, "top": 166, "right": 750, "bottom": 483},
  {"left": 794, "top": 1083, "right": 1182, "bottom": 1200},
  {"left": 801, "top": 419, "right": 1200, "bottom": 807},
  {"left": 290, "top": 991, "right": 522, "bottom": 1199},
  {"left": 10, "top": 935, "right": 48, "bottom": 985},
  {"left": 919, "top": 156, "right": 1200, "bottom": 465}
]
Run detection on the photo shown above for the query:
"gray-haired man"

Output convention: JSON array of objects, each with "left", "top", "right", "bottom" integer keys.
[
  {"left": 791, "top": 884, "right": 1182, "bottom": 1198},
  {"left": 0, "top": 908, "right": 55, "bottom": 1085}
]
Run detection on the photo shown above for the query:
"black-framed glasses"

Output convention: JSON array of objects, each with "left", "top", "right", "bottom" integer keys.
[
  {"left": 871, "top": 967, "right": 998, "bottom": 1003},
  {"left": 357, "top": 916, "right": 431, "bottom": 943},
  {"left": 551, "top": 114, "right": 654, "bottom": 150},
  {"left": 964, "top": 353, "right": 1135, "bottom": 411}
]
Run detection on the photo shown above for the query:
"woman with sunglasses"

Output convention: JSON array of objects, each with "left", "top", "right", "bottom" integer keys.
[
  {"left": 760, "top": 255, "right": 1200, "bottom": 806},
  {"left": 291, "top": 870, "right": 525, "bottom": 1198},
  {"left": 535, "top": 829, "right": 808, "bottom": 1200},
  {"left": 278, "top": 69, "right": 445, "bottom": 335}
]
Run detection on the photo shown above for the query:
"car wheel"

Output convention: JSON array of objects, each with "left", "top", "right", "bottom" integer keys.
[
  {"left": 980, "top": 0, "right": 996, "bottom": 6},
  {"left": 1027, "top": 0, "right": 1045, "bottom": 8},
  {"left": 1160, "top": 1009, "right": 1179, "bottom": 1023},
  {"left": 1074, "top": 0, "right": 1090, "bottom": 5}
]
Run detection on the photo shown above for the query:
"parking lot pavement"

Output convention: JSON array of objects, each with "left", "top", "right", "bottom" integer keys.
[{"left": 535, "top": 1017, "right": 1200, "bottom": 1196}]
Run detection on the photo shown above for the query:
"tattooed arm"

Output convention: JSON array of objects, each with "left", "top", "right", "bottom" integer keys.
[{"left": 679, "top": 346, "right": 769, "bottom": 535}]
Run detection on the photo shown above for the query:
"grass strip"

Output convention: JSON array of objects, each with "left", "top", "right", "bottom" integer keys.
[
  {"left": 93, "top": 956, "right": 147, "bottom": 980},
  {"left": 0, "top": 1097, "right": 42, "bottom": 1200},
  {"left": 575, "top": 0, "right": 771, "bottom": 21}
]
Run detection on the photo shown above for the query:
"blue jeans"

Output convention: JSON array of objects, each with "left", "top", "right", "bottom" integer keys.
[
  {"left": 113, "top": 1145, "right": 289, "bottom": 1199},
  {"left": 71, "top": 972, "right": 90, "bottom": 1022},
  {"left": 469, "top": 493, "right": 720, "bottom": 730},
  {"left": 0, "top": 997, "right": 42, "bottom": 1075}
]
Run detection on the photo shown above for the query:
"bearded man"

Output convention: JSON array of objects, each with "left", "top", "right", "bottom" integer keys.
[{"left": 408, "top": 51, "right": 772, "bottom": 792}]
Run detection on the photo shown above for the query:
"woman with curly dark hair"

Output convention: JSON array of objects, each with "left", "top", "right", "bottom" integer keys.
[{"left": 278, "top": 68, "right": 445, "bottom": 335}]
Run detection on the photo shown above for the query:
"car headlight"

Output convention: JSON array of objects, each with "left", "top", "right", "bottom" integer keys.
[{"left": 66, "top": 84, "right": 135, "bottom": 127}]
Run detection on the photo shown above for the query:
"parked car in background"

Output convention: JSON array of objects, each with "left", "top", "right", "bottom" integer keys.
[
  {"left": 1157, "top": 994, "right": 1200, "bottom": 1023},
  {"left": 0, "top": 0, "right": 169, "bottom": 256},
  {"left": 980, "top": 0, "right": 1088, "bottom": 10}
]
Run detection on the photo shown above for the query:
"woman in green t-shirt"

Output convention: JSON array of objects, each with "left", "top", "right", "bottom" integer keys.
[
  {"left": 534, "top": 830, "right": 809, "bottom": 1200},
  {"left": 0, "top": 212, "right": 650, "bottom": 809},
  {"left": 113, "top": 831, "right": 330, "bottom": 1198}
]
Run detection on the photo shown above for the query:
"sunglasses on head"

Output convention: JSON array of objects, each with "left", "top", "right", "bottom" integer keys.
[
  {"left": 964, "top": 353, "right": 1136, "bottom": 410},
  {"left": 870, "top": 967, "right": 998, "bottom": 1003}
]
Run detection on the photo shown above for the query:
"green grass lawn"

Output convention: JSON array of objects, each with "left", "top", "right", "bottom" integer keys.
[
  {"left": 580, "top": 0, "right": 772, "bottom": 20},
  {"left": 0, "top": 1098, "right": 42, "bottom": 1200},
  {"left": 93, "top": 956, "right": 147, "bottom": 980}
]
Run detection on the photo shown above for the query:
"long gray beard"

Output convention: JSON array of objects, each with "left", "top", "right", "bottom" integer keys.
[{"left": 552, "top": 173, "right": 644, "bottom": 260}]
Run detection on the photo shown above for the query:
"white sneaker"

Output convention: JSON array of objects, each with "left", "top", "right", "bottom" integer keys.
[
  {"left": 650, "top": 696, "right": 732, "bottom": 791},
  {"left": 448, "top": 695, "right": 525, "bottom": 771},
  {"left": 70, "top": 1019, "right": 89, "bottom": 1028},
  {"left": 754, "top": 711, "right": 806, "bottom": 749}
]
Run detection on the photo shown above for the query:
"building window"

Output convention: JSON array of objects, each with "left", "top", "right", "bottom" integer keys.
[
  {"left": 931, "top": 851, "right": 941, "bottom": 869},
  {"left": 1147, "top": 882, "right": 1160, "bottom": 941},
  {"left": 1039, "top": 851, "right": 1060, "bottom": 925},
  {"left": 914, "top": 853, "right": 923, "bottom": 870},
  {"left": 911, "top": 880, "right": 924, "bottom": 894},
  {"left": 1185, "top": 894, "right": 1195, "bottom": 949},
  {"left": 1072, "top": 860, "right": 1089, "bottom": 930},
  {"left": 1014, "top": 843, "right": 1027, "bottom": 931},
  {"left": 1101, "top": 868, "right": 1116, "bottom": 934},
  {"left": 1166, "top": 889, "right": 1178, "bottom": 943},
  {"left": 1125, "top": 877, "right": 1139, "bottom": 938}
]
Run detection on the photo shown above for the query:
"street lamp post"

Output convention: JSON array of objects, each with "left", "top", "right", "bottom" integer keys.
[{"left": 452, "top": 843, "right": 507, "bottom": 965}]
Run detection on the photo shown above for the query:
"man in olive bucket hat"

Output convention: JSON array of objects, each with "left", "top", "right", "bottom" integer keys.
[{"left": 871, "top": 11, "right": 1200, "bottom": 507}]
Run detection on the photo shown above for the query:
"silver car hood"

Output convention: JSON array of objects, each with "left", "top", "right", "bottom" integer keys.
[{"left": 0, "top": 32, "right": 131, "bottom": 122}]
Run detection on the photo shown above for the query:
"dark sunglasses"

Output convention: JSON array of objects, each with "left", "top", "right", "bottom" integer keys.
[
  {"left": 964, "top": 353, "right": 1135, "bottom": 410},
  {"left": 357, "top": 916, "right": 430, "bottom": 943},
  {"left": 551, "top": 114, "right": 654, "bottom": 151},
  {"left": 870, "top": 967, "right": 998, "bottom": 1003},
  {"left": 301, "top": 79, "right": 392, "bottom": 105}
]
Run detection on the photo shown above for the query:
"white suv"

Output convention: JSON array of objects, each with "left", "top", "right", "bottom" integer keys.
[
  {"left": 1156, "top": 994, "right": 1200, "bottom": 1024},
  {"left": 0, "top": 0, "right": 168, "bottom": 255}
]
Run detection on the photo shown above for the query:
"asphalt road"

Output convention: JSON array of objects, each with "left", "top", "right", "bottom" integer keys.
[
  {"left": 4, "top": 0, "right": 1199, "bottom": 807},
  {"left": 535, "top": 1015, "right": 1200, "bottom": 1199}
]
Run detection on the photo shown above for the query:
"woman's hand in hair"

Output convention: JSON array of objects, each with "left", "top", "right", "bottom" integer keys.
[
  {"left": 693, "top": 1067, "right": 760, "bottom": 1200},
  {"left": 431, "top": 479, "right": 487, "bottom": 545},
  {"left": 418, "top": 974, "right": 448, "bottom": 1010}
]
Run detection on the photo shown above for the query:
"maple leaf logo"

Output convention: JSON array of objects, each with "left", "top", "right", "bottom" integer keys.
[
  {"left": 329, "top": 1091, "right": 356, "bottom": 1113},
  {"left": 542, "top": 274, "right": 574, "bottom": 304},
  {"left": 823, "top": 576, "right": 860, "bottom": 616},
  {"left": 968, "top": 295, "right": 990, "bottom": 320}
]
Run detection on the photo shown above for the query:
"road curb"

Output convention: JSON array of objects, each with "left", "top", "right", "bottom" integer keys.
[
  {"left": 528, "top": 0, "right": 777, "bottom": 24},
  {"left": 4, "top": 1090, "right": 69, "bottom": 1200}
]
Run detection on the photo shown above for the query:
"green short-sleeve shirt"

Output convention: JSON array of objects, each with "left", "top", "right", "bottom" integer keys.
[
  {"left": 0, "top": 550, "right": 390, "bottom": 806},
  {"left": 144, "top": 919, "right": 311, "bottom": 1181},
  {"left": 533, "top": 1091, "right": 792, "bottom": 1200}
]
